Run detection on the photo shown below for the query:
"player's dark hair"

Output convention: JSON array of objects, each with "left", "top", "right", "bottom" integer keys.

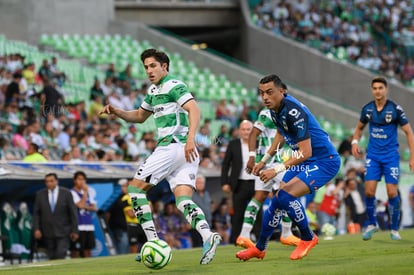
[
  {"left": 260, "top": 74, "right": 286, "bottom": 94},
  {"left": 141, "top": 48, "right": 170, "bottom": 71},
  {"left": 260, "top": 74, "right": 283, "bottom": 86},
  {"left": 371, "top": 76, "right": 387, "bottom": 87},
  {"left": 73, "top": 171, "right": 87, "bottom": 180}
]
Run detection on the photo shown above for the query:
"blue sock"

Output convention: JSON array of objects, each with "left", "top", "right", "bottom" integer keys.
[
  {"left": 388, "top": 196, "right": 400, "bottom": 231},
  {"left": 256, "top": 195, "right": 282, "bottom": 251},
  {"left": 278, "top": 189, "right": 313, "bottom": 241},
  {"left": 365, "top": 196, "right": 377, "bottom": 226}
]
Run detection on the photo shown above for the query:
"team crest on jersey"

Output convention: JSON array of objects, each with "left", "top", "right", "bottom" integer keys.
[{"left": 385, "top": 113, "right": 392, "bottom": 123}]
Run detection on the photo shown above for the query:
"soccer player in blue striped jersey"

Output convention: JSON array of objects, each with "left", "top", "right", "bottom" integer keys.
[
  {"left": 236, "top": 74, "right": 340, "bottom": 261},
  {"left": 351, "top": 76, "right": 414, "bottom": 241}
]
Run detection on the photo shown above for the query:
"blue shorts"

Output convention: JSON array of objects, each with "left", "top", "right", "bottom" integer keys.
[
  {"left": 282, "top": 154, "right": 341, "bottom": 193},
  {"left": 365, "top": 154, "right": 400, "bottom": 184}
]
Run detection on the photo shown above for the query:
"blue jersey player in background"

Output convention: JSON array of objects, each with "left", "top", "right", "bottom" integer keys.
[
  {"left": 351, "top": 76, "right": 414, "bottom": 241},
  {"left": 236, "top": 74, "right": 340, "bottom": 261}
]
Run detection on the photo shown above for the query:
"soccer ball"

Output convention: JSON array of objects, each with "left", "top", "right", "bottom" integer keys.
[
  {"left": 321, "top": 223, "right": 336, "bottom": 240},
  {"left": 140, "top": 239, "right": 172, "bottom": 270}
]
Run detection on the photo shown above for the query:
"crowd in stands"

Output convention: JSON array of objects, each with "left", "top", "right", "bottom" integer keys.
[{"left": 251, "top": 0, "right": 414, "bottom": 85}]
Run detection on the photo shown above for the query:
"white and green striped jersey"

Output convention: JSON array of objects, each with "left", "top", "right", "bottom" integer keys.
[
  {"left": 254, "top": 109, "right": 280, "bottom": 163},
  {"left": 141, "top": 75, "right": 193, "bottom": 146}
]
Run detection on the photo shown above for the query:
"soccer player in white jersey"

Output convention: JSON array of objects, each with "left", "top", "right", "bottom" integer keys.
[
  {"left": 237, "top": 86, "right": 300, "bottom": 249},
  {"left": 100, "top": 48, "right": 221, "bottom": 265}
]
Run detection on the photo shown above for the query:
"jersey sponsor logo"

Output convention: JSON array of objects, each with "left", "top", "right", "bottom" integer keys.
[
  {"left": 371, "top": 132, "right": 388, "bottom": 139},
  {"left": 154, "top": 106, "right": 164, "bottom": 113},
  {"left": 268, "top": 209, "right": 282, "bottom": 228},
  {"left": 288, "top": 108, "right": 301, "bottom": 118},
  {"left": 288, "top": 200, "right": 305, "bottom": 223}
]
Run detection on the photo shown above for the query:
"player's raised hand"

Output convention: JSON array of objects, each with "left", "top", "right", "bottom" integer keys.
[
  {"left": 99, "top": 104, "right": 116, "bottom": 115},
  {"left": 184, "top": 139, "right": 198, "bottom": 162},
  {"left": 252, "top": 161, "right": 265, "bottom": 176}
]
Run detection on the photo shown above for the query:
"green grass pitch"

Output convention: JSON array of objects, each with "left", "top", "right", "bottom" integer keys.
[{"left": 2, "top": 229, "right": 414, "bottom": 274}]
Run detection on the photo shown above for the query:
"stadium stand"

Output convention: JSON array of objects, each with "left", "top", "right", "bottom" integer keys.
[{"left": 248, "top": 0, "right": 414, "bottom": 88}]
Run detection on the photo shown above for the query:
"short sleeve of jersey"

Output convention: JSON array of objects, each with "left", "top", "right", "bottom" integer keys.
[
  {"left": 141, "top": 94, "right": 153, "bottom": 112},
  {"left": 396, "top": 104, "right": 409, "bottom": 126},
  {"left": 360, "top": 104, "right": 370, "bottom": 124},
  {"left": 170, "top": 84, "right": 193, "bottom": 106},
  {"left": 286, "top": 102, "right": 310, "bottom": 142}
]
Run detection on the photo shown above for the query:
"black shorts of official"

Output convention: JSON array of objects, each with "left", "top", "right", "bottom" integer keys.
[
  {"left": 127, "top": 223, "right": 147, "bottom": 245},
  {"left": 70, "top": 231, "right": 96, "bottom": 251}
]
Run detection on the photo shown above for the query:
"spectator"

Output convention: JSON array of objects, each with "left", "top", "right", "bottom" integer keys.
[
  {"left": 40, "top": 78, "right": 64, "bottom": 119},
  {"left": 157, "top": 202, "right": 192, "bottom": 249},
  {"left": 105, "top": 179, "right": 129, "bottom": 255},
  {"left": 344, "top": 177, "right": 366, "bottom": 229},
  {"left": 191, "top": 174, "right": 213, "bottom": 247},
  {"left": 49, "top": 56, "right": 66, "bottom": 86},
  {"left": 37, "top": 59, "right": 53, "bottom": 83},
  {"left": 0, "top": 136, "right": 17, "bottom": 160},
  {"left": 90, "top": 77, "right": 104, "bottom": 100},
  {"left": 212, "top": 200, "right": 231, "bottom": 245},
  {"left": 317, "top": 179, "right": 345, "bottom": 228},
  {"left": 5, "top": 71, "right": 22, "bottom": 105},
  {"left": 33, "top": 173, "right": 78, "bottom": 260},
  {"left": 23, "top": 142, "right": 47, "bottom": 162},
  {"left": 70, "top": 171, "right": 97, "bottom": 258},
  {"left": 305, "top": 201, "right": 320, "bottom": 235}
]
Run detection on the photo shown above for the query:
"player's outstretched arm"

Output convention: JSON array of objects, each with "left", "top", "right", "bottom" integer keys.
[
  {"left": 351, "top": 121, "right": 366, "bottom": 158},
  {"left": 401, "top": 123, "right": 414, "bottom": 172},
  {"left": 99, "top": 104, "right": 151, "bottom": 123}
]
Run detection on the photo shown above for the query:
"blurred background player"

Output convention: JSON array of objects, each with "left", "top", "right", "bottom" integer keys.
[
  {"left": 237, "top": 94, "right": 300, "bottom": 249},
  {"left": 351, "top": 76, "right": 414, "bottom": 241}
]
